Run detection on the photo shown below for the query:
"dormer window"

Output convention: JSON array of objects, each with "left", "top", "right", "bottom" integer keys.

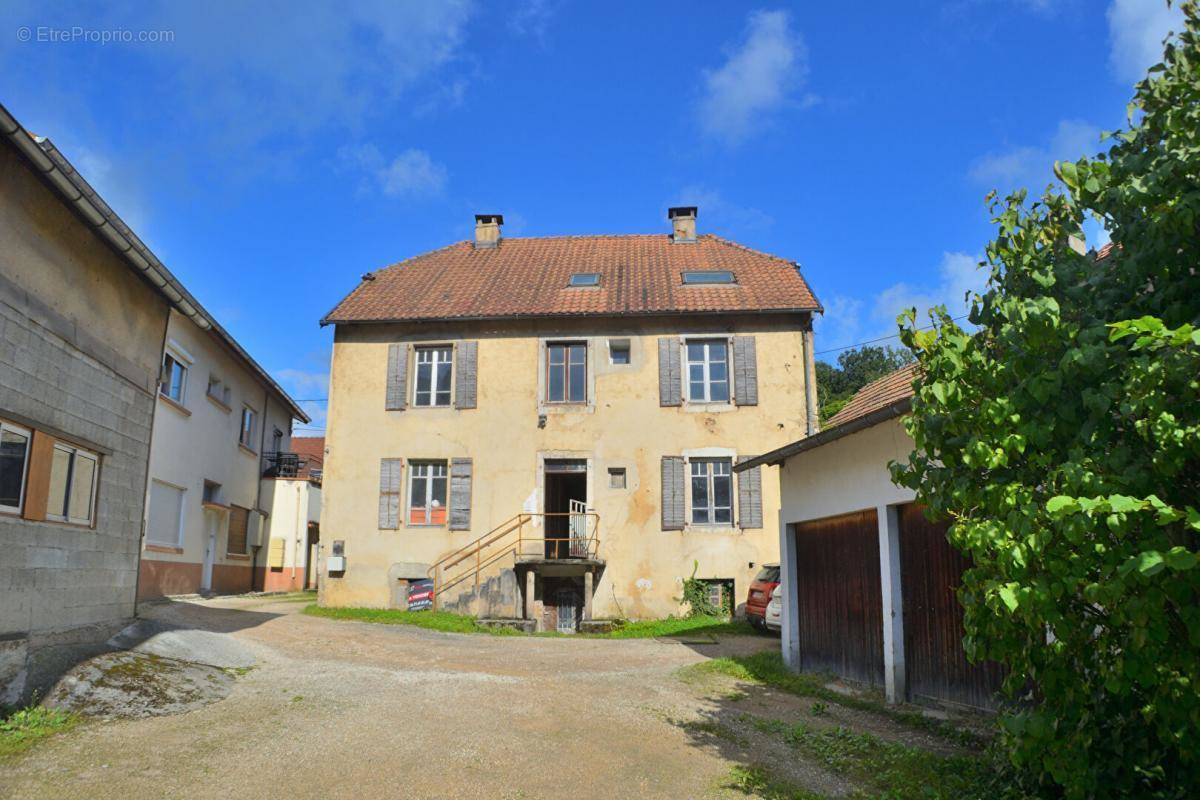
[
  {"left": 682, "top": 270, "right": 735, "bottom": 285},
  {"left": 568, "top": 273, "right": 600, "bottom": 287}
]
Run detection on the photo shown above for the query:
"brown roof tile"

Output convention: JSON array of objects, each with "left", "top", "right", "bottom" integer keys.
[
  {"left": 825, "top": 364, "right": 918, "bottom": 429},
  {"left": 322, "top": 233, "right": 820, "bottom": 324}
]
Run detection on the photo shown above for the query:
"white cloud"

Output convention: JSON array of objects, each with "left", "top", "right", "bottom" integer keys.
[
  {"left": 276, "top": 368, "right": 330, "bottom": 429},
  {"left": 969, "top": 118, "right": 1101, "bottom": 191},
  {"left": 668, "top": 185, "right": 774, "bottom": 233},
  {"left": 340, "top": 144, "right": 448, "bottom": 198},
  {"left": 1, "top": 1, "right": 476, "bottom": 155},
  {"left": 697, "top": 10, "right": 808, "bottom": 145},
  {"left": 814, "top": 252, "right": 987, "bottom": 355},
  {"left": 1108, "top": 0, "right": 1185, "bottom": 85},
  {"left": 509, "top": 0, "right": 559, "bottom": 39}
]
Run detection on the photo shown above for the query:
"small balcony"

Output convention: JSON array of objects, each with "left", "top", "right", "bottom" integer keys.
[{"left": 262, "top": 451, "right": 322, "bottom": 484}]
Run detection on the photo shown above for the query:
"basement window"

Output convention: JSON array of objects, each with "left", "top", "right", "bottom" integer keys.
[
  {"left": 569, "top": 273, "right": 601, "bottom": 287},
  {"left": 681, "top": 270, "right": 736, "bottom": 285}
]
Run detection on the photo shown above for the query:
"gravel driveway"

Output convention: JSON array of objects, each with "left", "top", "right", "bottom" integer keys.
[{"left": 3, "top": 595, "right": 784, "bottom": 800}]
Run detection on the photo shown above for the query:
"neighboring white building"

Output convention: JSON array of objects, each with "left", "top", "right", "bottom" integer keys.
[
  {"left": 139, "top": 308, "right": 309, "bottom": 599},
  {"left": 261, "top": 436, "right": 323, "bottom": 593},
  {"left": 736, "top": 366, "right": 1004, "bottom": 709}
]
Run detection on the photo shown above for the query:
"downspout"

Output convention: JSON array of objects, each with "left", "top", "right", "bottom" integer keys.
[
  {"left": 802, "top": 315, "right": 819, "bottom": 436},
  {"left": 251, "top": 386, "right": 269, "bottom": 591},
  {"left": 134, "top": 309, "right": 172, "bottom": 616}
]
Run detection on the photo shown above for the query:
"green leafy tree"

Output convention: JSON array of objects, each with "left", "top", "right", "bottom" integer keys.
[
  {"left": 892, "top": 5, "right": 1200, "bottom": 797},
  {"left": 817, "top": 345, "right": 913, "bottom": 421}
]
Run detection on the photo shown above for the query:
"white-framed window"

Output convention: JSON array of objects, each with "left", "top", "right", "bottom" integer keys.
[
  {"left": 690, "top": 458, "right": 732, "bottom": 525},
  {"left": 408, "top": 460, "right": 448, "bottom": 526},
  {"left": 0, "top": 420, "right": 31, "bottom": 514},
  {"left": 239, "top": 406, "right": 257, "bottom": 449},
  {"left": 413, "top": 346, "right": 453, "bottom": 407},
  {"left": 608, "top": 339, "right": 631, "bottom": 365},
  {"left": 685, "top": 339, "right": 730, "bottom": 403},
  {"left": 147, "top": 479, "right": 186, "bottom": 547},
  {"left": 47, "top": 442, "right": 99, "bottom": 525},
  {"left": 546, "top": 342, "right": 587, "bottom": 403},
  {"left": 160, "top": 351, "right": 188, "bottom": 403}
]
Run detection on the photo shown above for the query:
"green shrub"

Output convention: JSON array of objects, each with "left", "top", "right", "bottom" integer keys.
[{"left": 893, "top": 5, "right": 1200, "bottom": 796}]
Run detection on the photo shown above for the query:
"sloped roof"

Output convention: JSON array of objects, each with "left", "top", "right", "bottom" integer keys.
[
  {"left": 825, "top": 364, "right": 919, "bottom": 428},
  {"left": 290, "top": 436, "right": 324, "bottom": 481},
  {"left": 735, "top": 364, "right": 918, "bottom": 472},
  {"left": 322, "top": 234, "right": 821, "bottom": 324}
]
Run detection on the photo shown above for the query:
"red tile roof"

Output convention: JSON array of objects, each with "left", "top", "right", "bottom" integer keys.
[
  {"left": 825, "top": 364, "right": 919, "bottom": 429},
  {"left": 290, "top": 437, "right": 324, "bottom": 481},
  {"left": 322, "top": 234, "right": 821, "bottom": 324}
]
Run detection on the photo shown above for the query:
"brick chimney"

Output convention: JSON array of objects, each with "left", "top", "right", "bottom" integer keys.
[
  {"left": 474, "top": 214, "right": 503, "bottom": 249},
  {"left": 668, "top": 206, "right": 697, "bottom": 243}
]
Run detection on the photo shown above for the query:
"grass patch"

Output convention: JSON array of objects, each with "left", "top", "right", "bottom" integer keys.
[
  {"left": 302, "top": 604, "right": 520, "bottom": 635},
  {"left": 680, "top": 650, "right": 987, "bottom": 748},
  {"left": 265, "top": 591, "right": 318, "bottom": 603},
  {"left": 595, "top": 615, "right": 755, "bottom": 639},
  {"left": 739, "top": 714, "right": 1016, "bottom": 800},
  {"left": 0, "top": 704, "right": 78, "bottom": 760},
  {"left": 721, "top": 764, "right": 825, "bottom": 799},
  {"left": 304, "top": 605, "right": 758, "bottom": 640}
]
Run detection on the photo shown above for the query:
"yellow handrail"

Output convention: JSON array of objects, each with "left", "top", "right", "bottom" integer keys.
[{"left": 427, "top": 512, "right": 600, "bottom": 611}]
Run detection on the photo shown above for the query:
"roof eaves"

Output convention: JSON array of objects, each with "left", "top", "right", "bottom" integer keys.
[
  {"left": 321, "top": 305, "right": 821, "bottom": 327},
  {"left": 734, "top": 397, "right": 912, "bottom": 472},
  {"left": 0, "top": 102, "right": 310, "bottom": 423}
]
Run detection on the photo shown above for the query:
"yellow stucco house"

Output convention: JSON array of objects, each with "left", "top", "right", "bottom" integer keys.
[{"left": 318, "top": 208, "right": 821, "bottom": 629}]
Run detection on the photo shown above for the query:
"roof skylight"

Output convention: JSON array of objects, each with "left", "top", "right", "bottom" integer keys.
[
  {"left": 681, "top": 270, "right": 736, "bottom": 285},
  {"left": 569, "top": 273, "right": 601, "bottom": 287}
]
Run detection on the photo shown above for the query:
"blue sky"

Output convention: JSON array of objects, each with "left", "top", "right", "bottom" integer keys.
[{"left": 0, "top": 1, "right": 1184, "bottom": 432}]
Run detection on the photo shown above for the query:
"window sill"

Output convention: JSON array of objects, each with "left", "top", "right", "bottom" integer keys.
[
  {"left": 145, "top": 543, "right": 184, "bottom": 554},
  {"left": 158, "top": 394, "right": 192, "bottom": 417},
  {"left": 43, "top": 517, "right": 95, "bottom": 530},
  {"left": 682, "top": 402, "right": 736, "bottom": 414},
  {"left": 206, "top": 393, "right": 232, "bottom": 413},
  {"left": 685, "top": 524, "right": 740, "bottom": 533},
  {"left": 202, "top": 500, "right": 231, "bottom": 512},
  {"left": 224, "top": 552, "right": 251, "bottom": 561},
  {"left": 406, "top": 523, "right": 447, "bottom": 529},
  {"left": 238, "top": 443, "right": 258, "bottom": 457}
]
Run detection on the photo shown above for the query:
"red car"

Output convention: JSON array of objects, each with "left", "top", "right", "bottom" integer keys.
[{"left": 745, "top": 563, "right": 780, "bottom": 630}]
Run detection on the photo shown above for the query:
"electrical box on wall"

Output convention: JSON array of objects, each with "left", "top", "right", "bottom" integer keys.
[
  {"left": 327, "top": 540, "right": 346, "bottom": 574},
  {"left": 247, "top": 512, "right": 264, "bottom": 548}
]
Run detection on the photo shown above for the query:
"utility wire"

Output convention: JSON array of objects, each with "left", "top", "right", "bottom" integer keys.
[{"left": 814, "top": 314, "right": 969, "bottom": 357}]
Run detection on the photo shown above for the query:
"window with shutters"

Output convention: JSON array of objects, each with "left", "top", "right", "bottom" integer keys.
[
  {"left": 690, "top": 458, "right": 733, "bottom": 525},
  {"left": 546, "top": 342, "right": 587, "bottom": 404},
  {"left": 408, "top": 460, "right": 448, "bottom": 526},
  {"left": 227, "top": 505, "right": 250, "bottom": 555},
  {"left": 413, "top": 346, "right": 453, "bottom": 407},
  {"left": 47, "top": 442, "right": 99, "bottom": 525},
  {"left": 685, "top": 339, "right": 730, "bottom": 403}
]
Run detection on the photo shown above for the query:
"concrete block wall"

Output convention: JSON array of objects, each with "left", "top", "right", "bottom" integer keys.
[{"left": 0, "top": 298, "right": 155, "bottom": 702}]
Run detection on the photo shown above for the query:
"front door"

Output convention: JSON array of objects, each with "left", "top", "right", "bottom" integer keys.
[
  {"left": 201, "top": 511, "right": 218, "bottom": 592},
  {"left": 543, "top": 459, "right": 587, "bottom": 558}
]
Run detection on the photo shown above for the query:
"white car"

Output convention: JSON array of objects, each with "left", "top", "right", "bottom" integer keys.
[{"left": 764, "top": 584, "right": 782, "bottom": 633}]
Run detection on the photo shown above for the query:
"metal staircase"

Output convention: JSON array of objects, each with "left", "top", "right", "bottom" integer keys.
[{"left": 427, "top": 511, "right": 600, "bottom": 611}]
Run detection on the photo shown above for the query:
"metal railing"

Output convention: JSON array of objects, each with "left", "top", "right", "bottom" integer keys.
[{"left": 427, "top": 512, "right": 600, "bottom": 610}]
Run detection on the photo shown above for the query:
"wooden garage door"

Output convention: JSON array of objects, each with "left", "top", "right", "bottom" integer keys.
[
  {"left": 793, "top": 510, "right": 884, "bottom": 686},
  {"left": 898, "top": 504, "right": 1005, "bottom": 708}
]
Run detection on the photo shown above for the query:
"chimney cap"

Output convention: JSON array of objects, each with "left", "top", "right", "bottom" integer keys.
[
  {"left": 667, "top": 206, "right": 697, "bottom": 220},
  {"left": 475, "top": 213, "right": 504, "bottom": 225}
]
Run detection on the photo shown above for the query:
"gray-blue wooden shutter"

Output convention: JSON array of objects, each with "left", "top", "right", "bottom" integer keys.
[
  {"left": 454, "top": 341, "right": 478, "bottom": 409},
  {"left": 449, "top": 458, "right": 472, "bottom": 530},
  {"left": 386, "top": 343, "right": 408, "bottom": 410},
  {"left": 658, "top": 338, "right": 681, "bottom": 406},
  {"left": 737, "top": 456, "right": 763, "bottom": 529},
  {"left": 733, "top": 336, "right": 758, "bottom": 406},
  {"left": 661, "top": 456, "right": 685, "bottom": 530},
  {"left": 378, "top": 458, "right": 402, "bottom": 529}
]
